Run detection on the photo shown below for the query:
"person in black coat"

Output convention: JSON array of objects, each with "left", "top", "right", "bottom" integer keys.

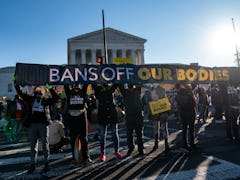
[
  {"left": 92, "top": 84, "right": 121, "bottom": 161},
  {"left": 223, "top": 85, "right": 240, "bottom": 141},
  {"left": 119, "top": 84, "right": 144, "bottom": 156},
  {"left": 175, "top": 83, "right": 197, "bottom": 150}
]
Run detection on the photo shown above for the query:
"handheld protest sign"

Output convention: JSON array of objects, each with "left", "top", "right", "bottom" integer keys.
[{"left": 149, "top": 97, "right": 171, "bottom": 115}]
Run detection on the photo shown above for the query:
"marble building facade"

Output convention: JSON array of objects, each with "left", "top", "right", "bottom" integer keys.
[{"left": 67, "top": 28, "right": 147, "bottom": 65}]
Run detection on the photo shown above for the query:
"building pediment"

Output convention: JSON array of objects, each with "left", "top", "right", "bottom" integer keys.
[{"left": 68, "top": 27, "right": 147, "bottom": 43}]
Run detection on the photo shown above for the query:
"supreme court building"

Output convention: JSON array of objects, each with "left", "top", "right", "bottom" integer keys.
[{"left": 67, "top": 27, "right": 147, "bottom": 65}]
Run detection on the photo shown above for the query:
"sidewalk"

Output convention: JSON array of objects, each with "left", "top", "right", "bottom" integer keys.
[{"left": 1, "top": 117, "right": 240, "bottom": 179}]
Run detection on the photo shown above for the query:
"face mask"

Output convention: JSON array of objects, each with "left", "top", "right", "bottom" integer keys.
[{"left": 34, "top": 91, "right": 42, "bottom": 98}]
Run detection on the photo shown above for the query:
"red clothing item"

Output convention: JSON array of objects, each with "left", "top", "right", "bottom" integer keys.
[
  {"left": 16, "top": 102, "right": 23, "bottom": 119},
  {"left": 16, "top": 110, "right": 23, "bottom": 119}
]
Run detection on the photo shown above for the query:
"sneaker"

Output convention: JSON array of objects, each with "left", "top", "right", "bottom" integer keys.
[
  {"left": 100, "top": 153, "right": 106, "bottom": 162},
  {"left": 152, "top": 144, "right": 158, "bottom": 151},
  {"left": 27, "top": 165, "right": 35, "bottom": 174},
  {"left": 165, "top": 143, "right": 170, "bottom": 151},
  {"left": 115, "top": 152, "right": 122, "bottom": 159},
  {"left": 138, "top": 150, "right": 145, "bottom": 156},
  {"left": 83, "top": 158, "right": 93, "bottom": 164},
  {"left": 41, "top": 163, "right": 50, "bottom": 173},
  {"left": 182, "top": 144, "right": 192, "bottom": 151},
  {"left": 127, "top": 148, "right": 134, "bottom": 156},
  {"left": 191, "top": 144, "right": 199, "bottom": 150}
]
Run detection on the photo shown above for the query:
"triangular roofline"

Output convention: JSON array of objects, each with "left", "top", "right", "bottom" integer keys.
[{"left": 68, "top": 27, "right": 147, "bottom": 43}]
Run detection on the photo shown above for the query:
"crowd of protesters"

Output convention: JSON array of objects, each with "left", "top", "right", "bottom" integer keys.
[{"left": 0, "top": 81, "right": 239, "bottom": 174}]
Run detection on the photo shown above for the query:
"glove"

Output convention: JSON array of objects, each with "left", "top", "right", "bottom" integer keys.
[
  {"left": 11, "top": 75, "right": 16, "bottom": 84},
  {"left": 45, "top": 83, "right": 53, "bottom": 90}
]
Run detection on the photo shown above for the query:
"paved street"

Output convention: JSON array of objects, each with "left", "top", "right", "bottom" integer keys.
[{"left": 1, "top": 116, "right": 240, "bottom": 180}]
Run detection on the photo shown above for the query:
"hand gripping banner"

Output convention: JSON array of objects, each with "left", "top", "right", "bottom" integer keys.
[{"left": 15, "top": 62, "right": 240, "bottom": 85}]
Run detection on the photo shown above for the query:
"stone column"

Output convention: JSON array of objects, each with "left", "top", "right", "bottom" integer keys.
[
  {"left": 131, "top": 49, "right": 136, "bottom": 64},
  {"left": 122, "top": 49, "right": 126, "bottom": 58},
  {"left": 101, "top": 49, "right": 104, "bottom": 57},
  {"left": 140, "top": 49, "right": 145, "bottom": 64},
  {"left": 91, "top": 49, "right": 96, "bottom": 64},
  {"left": 69, "top": 50, "right": 76, "bottom": 65},
  {"left": 81, "top": 49, "right": 86, "bottom": 64},
  {"left": 112, "top": 49, "right": 117, "bottom": 63},
  {"left": 101, "top": 49, "right": 105, "bottom": 63}
]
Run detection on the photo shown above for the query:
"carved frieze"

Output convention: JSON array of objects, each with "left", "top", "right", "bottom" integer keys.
[{"left": 70, "top": 28, "right": 146, "bottom": 43}]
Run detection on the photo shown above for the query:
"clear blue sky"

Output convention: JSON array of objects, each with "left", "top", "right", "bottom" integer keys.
[{"left": 1, "top": 0, "right": 240, "bottom": 68}]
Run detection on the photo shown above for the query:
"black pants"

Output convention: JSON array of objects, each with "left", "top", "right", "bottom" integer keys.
[
  {"left": 225, "top": 108, "right": 239, "bottom": 140},
  {"left": 180, "top": 110, "right": 196, "bottom": 146},
  {"left": 125, "top": 115, "right": 144, "bottom": 152},
  {"left": 126, "top": 125, "right": 144, "bottom": 152},
  {"left": 214, "top": 105, "right": 223, "bottom": 120},
  {"left": 68, "top": 113, "right": 89, "bottom": 160}
]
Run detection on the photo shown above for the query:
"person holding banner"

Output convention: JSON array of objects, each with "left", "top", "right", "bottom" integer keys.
[
  {"left": 15, "top": 84, "right": 59, "bottom": 174},
  {"left": 64, "top": 84, "right": 92, "bottom": 163},
  {"left": 119, "top": 84, "right": 145, "bottom": 156},
  {"left": 93, "top": 84, "right": 122, "bottom": 162},
  {"left": 175, "top": 83, "right": 197, "bottom": 150},
  {"left": 148, "top": 84, "right": 170, "bottom": 152}
]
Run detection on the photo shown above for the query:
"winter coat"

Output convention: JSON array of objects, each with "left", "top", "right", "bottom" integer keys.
[
  {"left": 119, "top": 85, "right": 143, "bottom": 128},
  {"left": 93, "top": 85, "right": 118, "bottom": 125},
  {"left": 175, "top": 88, "right": 196, "bottom": 118}
]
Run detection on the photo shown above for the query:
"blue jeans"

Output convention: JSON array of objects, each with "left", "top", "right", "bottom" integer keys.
[
  {"left": 198, "top": 104, "right": 207, "bottom": 120},
  {"left": 99, "top": 123, "right": 119, "bottom": 154}
]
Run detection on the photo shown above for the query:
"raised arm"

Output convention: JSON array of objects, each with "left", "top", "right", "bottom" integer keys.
[
  {"left": 15, "top": 85, "right": 30, "bottom": 101},
  {"left": 119, "top": 84, "right": 126, "bottom": 96},
  {"left": 82, "top": 85, "right": 88, "bottom": 97},
  {"left": 64, "top": 85, "right": 71, "bottom": 98}
]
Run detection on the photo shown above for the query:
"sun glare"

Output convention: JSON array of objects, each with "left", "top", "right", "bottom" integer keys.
[{"left": 204, "top": 22, "right": 240, "bottom": 66}]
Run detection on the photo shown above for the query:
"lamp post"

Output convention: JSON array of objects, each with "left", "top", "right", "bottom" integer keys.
[
  {"left": 232, "top": 18, "right": 240, "bottom": 67},
  {"left": 102, "top": 9, "right": 108, "bottom": 64}
]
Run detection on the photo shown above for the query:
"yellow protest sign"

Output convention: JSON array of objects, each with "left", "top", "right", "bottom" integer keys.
[
  {"left": 113, "top": 57, "right": 133, "bottom": 64},
  {"left": 149, "top": 97, "right": 171, "bottom": 115}
]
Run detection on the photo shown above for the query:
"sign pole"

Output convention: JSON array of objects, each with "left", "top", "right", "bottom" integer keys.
[
  {"left": 232, "top": 18, "right": 240, "bottom": 67},
  {"left": 102, "top": 9, "right": 108, "bottom": 64}
]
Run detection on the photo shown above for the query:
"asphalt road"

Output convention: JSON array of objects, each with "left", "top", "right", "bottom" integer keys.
[{"left": 0, "top": 116, "right": 240, "bottom": 180}]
